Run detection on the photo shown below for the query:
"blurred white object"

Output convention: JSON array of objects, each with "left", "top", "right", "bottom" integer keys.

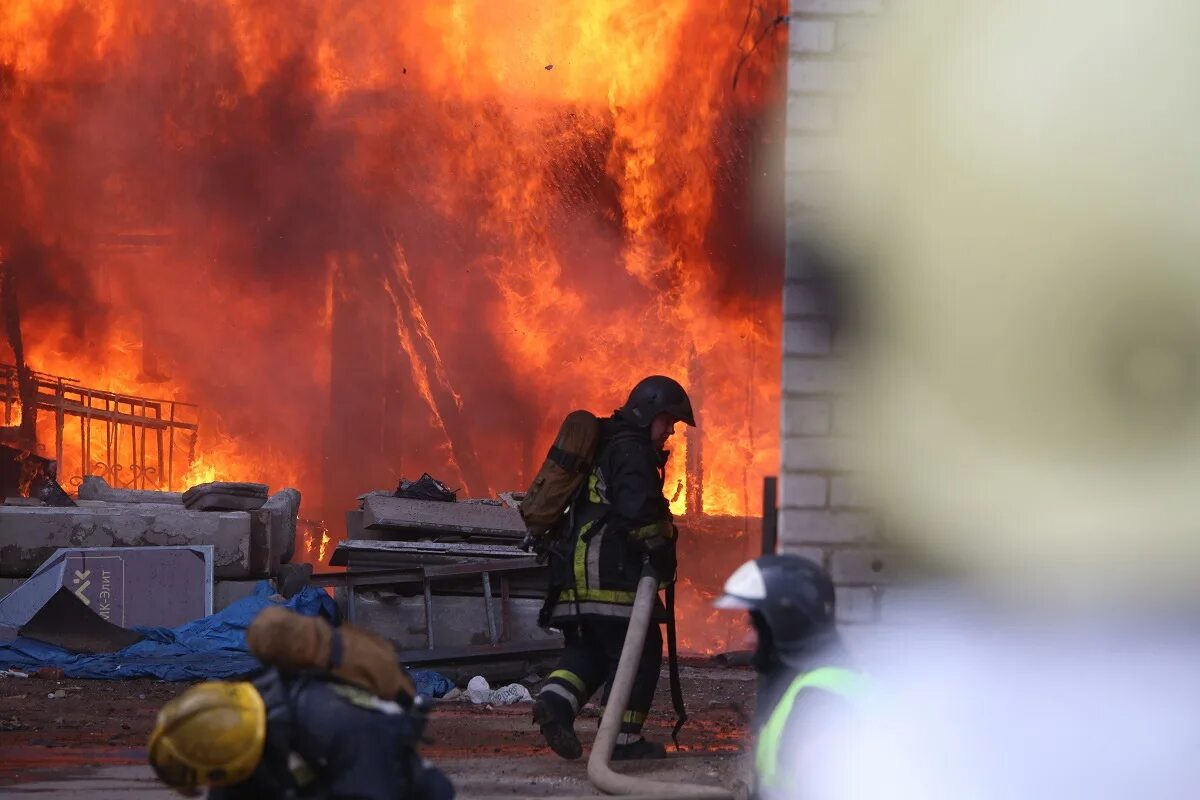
[
  {"left": 823, "top": 0, "right": 1200, "bottom": 606},
  {"left": 466, "top": 675, "right": 492, "bottom": 704},
  {"left": 789, "top": 609, "right": 1200, "bottom": 799},
  {"left": 466, "top": 675, "right": 532, "bottom": 705}
]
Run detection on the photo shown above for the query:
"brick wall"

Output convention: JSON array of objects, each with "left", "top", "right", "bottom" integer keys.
[{"left": 780, "top": 0, "right": 888, "bottom": 626}]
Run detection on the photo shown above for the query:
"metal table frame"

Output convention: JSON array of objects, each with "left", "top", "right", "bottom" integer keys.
[{"left": 311, "top": 557, "right": 553, "bottom": 657}]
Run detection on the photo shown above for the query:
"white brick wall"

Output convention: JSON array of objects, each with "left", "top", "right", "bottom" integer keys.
[{"left": 780, "top": 0, "right": 888, "bottom": 626}]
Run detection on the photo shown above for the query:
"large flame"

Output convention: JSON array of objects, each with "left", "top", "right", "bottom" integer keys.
[{"left": 1, "top": 0, "right": 784, "bottom": 652}]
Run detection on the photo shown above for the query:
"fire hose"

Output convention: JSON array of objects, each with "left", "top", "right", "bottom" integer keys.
[{"left": 586, "top": 564, "right": 734, "bottom": 799}]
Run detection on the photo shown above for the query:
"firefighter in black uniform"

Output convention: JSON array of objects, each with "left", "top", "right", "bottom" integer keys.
[{"left": 533, "top": 375, "right": 695, "bottom": 761}]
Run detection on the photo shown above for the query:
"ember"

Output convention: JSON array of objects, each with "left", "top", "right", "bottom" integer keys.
[{"left": 1, "top": 0, "right": 785, "bottom": 652}]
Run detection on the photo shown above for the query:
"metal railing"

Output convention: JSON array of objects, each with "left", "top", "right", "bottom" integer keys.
[{"left": 0, "top": 364, "right": 199, "bottom": 491}]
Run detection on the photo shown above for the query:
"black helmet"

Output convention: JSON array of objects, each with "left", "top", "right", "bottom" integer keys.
[
  {"left": 714, "top": 554, "right": 835, "bottom": 669},
  {"left": 618, "top": 375, "right": 696, "bottom": 428}
]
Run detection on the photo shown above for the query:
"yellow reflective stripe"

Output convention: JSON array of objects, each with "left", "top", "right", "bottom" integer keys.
[
  {"left": 627, "top": 522, "right": 662, "bottom": 541},
  {"left": 558, "top": 588, "right": 637, "bottom": 604},
  {"left": 588, "top": 472, "right": 607, "bottom": 504},
  {"left": 573, "top": 520, "right": 594, "bottom": 591},
  {"left": 621, "top": 710, "right": 646, "bottom": 725},
  {"left": 550, "top": 670, "right": 587, "bottom": 694}
]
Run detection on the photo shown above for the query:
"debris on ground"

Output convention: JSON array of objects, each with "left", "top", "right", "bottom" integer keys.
[
  {"left": 182, "top": 481, "right": 269, "bottom": 512},
  {"left": 395, "top": 473, "right": 457, "bottom": 502},
  {"left": 466, "top": 675, "right": 533, "bottom": 705}
]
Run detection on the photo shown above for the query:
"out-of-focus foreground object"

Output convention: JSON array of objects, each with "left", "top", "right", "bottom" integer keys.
[
  {"left": 148, "top": 680, "right": 266, "bottom": 790},
  {"left": 824, "top": 0, "right": 1200, "bottom": 605}
]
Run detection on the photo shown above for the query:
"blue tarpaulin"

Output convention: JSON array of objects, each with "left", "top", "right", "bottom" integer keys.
[{"left": 0, "top": 581, "right": 453, "bottom": 697}]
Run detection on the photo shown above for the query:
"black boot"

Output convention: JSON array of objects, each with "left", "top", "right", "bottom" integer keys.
[
  {"left": 612, "top": 738, "right": 667, "bottom": 761},
  {"left": 533, "top": 696, "right": 583, "bottom": 760}
]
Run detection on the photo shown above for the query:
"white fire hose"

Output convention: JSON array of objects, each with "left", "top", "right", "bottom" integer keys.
[{"left": 585, "top": 567, "right": 735, "bottom": 799}]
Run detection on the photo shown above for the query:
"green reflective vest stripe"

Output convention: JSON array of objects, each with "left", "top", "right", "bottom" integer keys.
[{"left": 755, "top": 666, "right": 868, "bottom": 790}]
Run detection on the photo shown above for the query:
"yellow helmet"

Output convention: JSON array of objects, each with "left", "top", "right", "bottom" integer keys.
[{"left": 148, "top": 681, "right": 267, "bottom": 791}]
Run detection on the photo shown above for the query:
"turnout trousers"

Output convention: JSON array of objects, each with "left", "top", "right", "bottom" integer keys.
[{"left": 539, "top": 618, "right": 663, "bottom": 740}]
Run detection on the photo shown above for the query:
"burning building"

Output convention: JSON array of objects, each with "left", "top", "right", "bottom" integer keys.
[{"left": 0, "top": 0, "right": 786, "bottom": 652}]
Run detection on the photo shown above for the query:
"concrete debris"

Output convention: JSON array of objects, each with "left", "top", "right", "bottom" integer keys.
[
  {"left": 330, "top": 539, "right": 536, "bottom": 568},
  {"left": 261, "top": 488, "right": 300, "bottom": 564},
  {"left": 183, "top": 481, "right": 269, "bottom": 512},
  {"left": 0, "top": 488, "right": 301, "bottom": 581},
  {"left": 47, "top": 689, "right": 67, "bottom": 699},
  {"left": 0, "top": 505, "right": 253, "bottom": 579},
  {"left": 361, "top": 494, "right": 526, "bottom": 543},
  {"left": 78, "top": 476, "right": 183, "bottom": 505}
]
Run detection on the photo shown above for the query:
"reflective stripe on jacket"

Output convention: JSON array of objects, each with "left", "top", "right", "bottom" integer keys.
[{"left": 550, "top": 416, "right": 675, "bottom": 621}]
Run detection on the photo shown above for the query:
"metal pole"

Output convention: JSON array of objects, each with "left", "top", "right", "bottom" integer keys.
[
  {"left": 167, "top": 402, "right": 176, "bottom": 491},
  {"left": 481, "top": 571, "right": 498, "bottom": 644},
  {"left": 54, "top": 379, "right": 65, "bottom": 471},
  {"left": 423, "top": 576, "right": 435, "bottom": 650},
  {"left": 761, "top": 475, "right": 779, "bottom": 556}
]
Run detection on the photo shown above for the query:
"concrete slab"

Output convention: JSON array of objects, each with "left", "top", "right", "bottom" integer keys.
[
  {"left": 261, "top": 488, "right": 300, "bottom": 564},
  {"left": 362, "top": 495, "right": 526, "bottom": 539},
  {"left": 77, "top": 476, "right": 183, "bottom": 505},
  {"left": 331, "top": 539, "right": 532, "bottom": 567},
  {"left": 0, "top": 506, "right": 254, "bottom": 579},
  {"left": 182, "top": 482, "right": 268, "bottom": 512}
]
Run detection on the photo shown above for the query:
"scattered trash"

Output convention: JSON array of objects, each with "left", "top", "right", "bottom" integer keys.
[
  {"left": 466, "top": 675, "right": 532, "bottom": 705},
  {"left": 1, "top": 668, "right": 29, "bottom": 678},
  {"left": 491, "top": 683, "right": 533, "bottom": 705},
  {"left": 394, "top": 473, "right": 456, "bottom": 503},
  {"left": 411, "top": 669, "right": 454, "bottom": 698},
  {"left": 0, "top": 717, "right": 25, "bottom": 731},
  {"left": 466, "top": 675, "right": 491, "bottom": 704},
  {"left": 32, "top": 667, "right": 64, "bottom": 680},
  {"left": 47, "top": 689, "right": 66, "bottom": 699}
]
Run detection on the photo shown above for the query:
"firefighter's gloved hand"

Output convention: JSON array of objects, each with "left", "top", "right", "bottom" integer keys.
[{"left": 644, "top": 538, "right": 677, "bottom": 583}]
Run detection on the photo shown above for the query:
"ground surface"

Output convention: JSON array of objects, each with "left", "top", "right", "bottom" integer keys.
[{"left": 0, "top": 661, "right": 756, "bottom": 798}]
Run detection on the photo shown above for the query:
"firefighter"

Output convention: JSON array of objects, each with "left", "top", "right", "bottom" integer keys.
[
  {"left": 533, "top": 375, "right": 695, "bottom": 761},
  {"left": 714, "top": 554, "right": 868, "bottom": 799},
  {"left": 147, "top": 612, "right": 454, "bottom": 800}
]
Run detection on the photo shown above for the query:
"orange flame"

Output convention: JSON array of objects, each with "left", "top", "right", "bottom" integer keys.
[{"left": 2, "top": 0, "right": 784, "bottom": 651}]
